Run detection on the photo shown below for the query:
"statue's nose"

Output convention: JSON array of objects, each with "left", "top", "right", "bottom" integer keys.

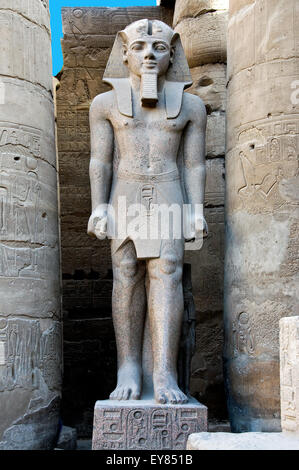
[{"left": 144, "top": 46, "right": 155, "bottom": 60}]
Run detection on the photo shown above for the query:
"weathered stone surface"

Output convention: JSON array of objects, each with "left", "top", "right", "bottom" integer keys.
[
  {"left": 185, "top": 207, "right": 225, "bottom": 417},
  {"left": 224, "top": 0, "right": 299, "bottom": 432},
  {"left": 174, "top": 2, "right": 228, "bottom": 421},
  {"left": 280, "top": 316, "right": 299, "bottom": 434},
  {"left": 92, "top": 399, "right": 207, "bottom": 450},
  {"left": 188, "top": 65, "right": 226, "bottom": 158},
  {"left": 0, "top": 9, "right": 52, "bottom": 91},
  {"left": 188, "top": 64, "right": 226, "bottom": 113},
  {"left": 62, "top": 318, "right": 116, "bottom": 437},
  {"left": 173, "top": 0, "right": 229, "bottom": 27},
  {"left": 62, "top": 6, "right": 173, "bottom": 36},
  {"left": 0, "top": 0, "right": 61, "bottom": 449},
  {"left": 0, "top": 0, "right": 50, "bottom": 31},
  {"left": 206, "top": 112, "right": 225, "bottom": 157},
  {"left": 56, "top": 426, "right": 77, "bottom": 450},
  {"left": 187, "top": 431, "right": 299, "bottom": 450},
  {"left": 188, "top": 316, "right": 299, "bottom": 449},
  {"left": 175, "top": 12, "right": 228, "bottom": 67},
  {"left": 0, "top": 320, "right": 62, "bottom": 449}
]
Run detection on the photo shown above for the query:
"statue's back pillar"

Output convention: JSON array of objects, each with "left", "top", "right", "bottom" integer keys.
[
  {"left": 0, "top": 1, "right": 62, "bottom": 449},
  {"left": 224, "top": 0, "right": 299, "bottom": 432}
]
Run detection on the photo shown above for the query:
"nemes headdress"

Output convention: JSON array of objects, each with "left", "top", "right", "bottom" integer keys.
[{"left": 103, "top": 19, "right": 192, "bottom": 119}]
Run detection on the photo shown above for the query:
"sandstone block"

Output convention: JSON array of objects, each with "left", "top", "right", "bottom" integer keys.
[
  {"left": 0, "top": 0, "right": 50, "bottom": 31},
  {"left": 206, "top": 112, "right": 225, "bottom": 157},
  {"left": 185, "top": 207, "right": 224, "bottom": 313},
  {"left": 61, "top": 6, "right": 173, "bottom": 36},
  {"left": 205, "top": 158, "right": 225, "bottom": 206},
  {"left": 225, "top": 0, "right": 299, "bottom": 432},
  {"left": 92, "top": 399, "right": 207, "bottom": 450},
  {"left": 0, "top": 79, "right": 56, "bottom": 167},
  {"left": 280, "top": 316, "right": 299, "bottom": 434},
  {"left": 56, "top": 426, "right": 77, "bottom": 450},
  {"left": 0, "top": 10, "right": 52, "bottom": 92},
  {"left": 173, "top": 0, "right": 229, "bottom": 27},
  {"left": 0, "top": 319, "right": 62, "bottom": 449},
  {"left": 0, "top": 0, "right": 61, "bottom": 449},
  {"left": 227, "top": 0, "right": 299, "bottom": 81},
  {"left": 188, "top": 64, "right": 227, "bottom": 113},
  {"left": 187, "top": 431, "right": 299, "bottom": 450},
  {"left": 175, "top": 12, "right": 228, "bottom": 67},
  {"left": 188, "top": 316, "right": 299, "bottom": 448}
]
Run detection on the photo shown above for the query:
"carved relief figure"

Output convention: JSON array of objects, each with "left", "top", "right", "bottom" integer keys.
[{"left": 88, "top": 20, "right": 207, "bottom": 404}]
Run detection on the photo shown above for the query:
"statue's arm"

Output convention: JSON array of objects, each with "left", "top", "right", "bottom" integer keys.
[
  {"left": 183, "top": 94, "right": 208, "bottom": 236},
  {"left": 88, "top": 93, "right": 114, "bottom": 238}
]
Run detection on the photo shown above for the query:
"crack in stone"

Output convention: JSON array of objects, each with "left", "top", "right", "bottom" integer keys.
[{"left": 0, "top": 7, "right": 50, "bottom": 37}]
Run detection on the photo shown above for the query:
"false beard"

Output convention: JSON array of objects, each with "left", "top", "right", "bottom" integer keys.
[{"left": 140, "top": 72, "right": 158, "bottom": 107}]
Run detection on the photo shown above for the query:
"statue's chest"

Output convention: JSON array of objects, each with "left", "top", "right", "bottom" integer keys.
[{"left": 112, "top": 112, "right": 185, "bottom": 134}]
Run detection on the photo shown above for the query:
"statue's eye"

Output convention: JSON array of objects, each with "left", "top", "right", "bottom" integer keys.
[
  {"left": 131, "top": 43, "right": 143, "bottom": 51},
  {"left": 155, "top": 44, "right": 167, "bottom": 52}
]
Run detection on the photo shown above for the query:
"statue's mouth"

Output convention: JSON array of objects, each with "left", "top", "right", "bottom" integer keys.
[{"left": 143, "top": 61, "right": 157, "bottom": 68}]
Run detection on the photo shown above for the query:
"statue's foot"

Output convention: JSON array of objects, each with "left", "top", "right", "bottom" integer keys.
[
  {"left": 109, "top": 362, "right": 142, "bottom": 401},
  {"left": 153, "top": 372, "right": 188, "bottom": 405}
]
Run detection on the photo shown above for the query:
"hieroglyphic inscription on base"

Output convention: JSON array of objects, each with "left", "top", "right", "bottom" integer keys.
[
  {"left": 280, "top": 316, "right": 299, "bottom": 434},
  {"left": 92, "top": 400, "right": 207, "bottom": 450}
]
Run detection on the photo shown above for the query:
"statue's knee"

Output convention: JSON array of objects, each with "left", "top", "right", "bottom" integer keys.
[
  {"left": 119, "top": 258, "right": 138, "bottom": 280},
  {"left": 160, "top": 253, "right": 177, "bottom": 275}
]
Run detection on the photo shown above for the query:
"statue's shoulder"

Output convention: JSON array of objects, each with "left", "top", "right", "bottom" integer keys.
[
  {"left": 89, "top": 90, "right": 116, "bottom": 117},
  {"left": 182, "top": 92, "right": 207, "bottom": 123}
]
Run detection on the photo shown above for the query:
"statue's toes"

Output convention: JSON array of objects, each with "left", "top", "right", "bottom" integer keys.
[
  {"left": 130, "top": 387, "right": 140, "bottom": 400},
  {"left": 122, "top": 388, "right": 131, "bottom": 400},
  {"left": 156, "top": 390, "right": 167, "bottom": 404},
  {"left": 178, "top": 391, "right": 188, "bottom": 404},
  {"left": 109, "top": 388, "right": 118, "bottom": 400}
]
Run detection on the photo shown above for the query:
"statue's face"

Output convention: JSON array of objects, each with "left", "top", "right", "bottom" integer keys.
[{"left": 123, "top": 36, "right": 173, "bottom": 77}]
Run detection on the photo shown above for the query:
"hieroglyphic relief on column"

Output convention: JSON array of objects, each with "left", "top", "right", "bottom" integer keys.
[
  {"left": 0, "top": 123, "right": 60, "bottom": 319},
  {"left": 0, "top": 0, "right": 61, "bottom": 449},
  {"left": 224, "top": 0, "right": 299, "bottom": 433},
  {"left": 226, "top": 117, "right": 299, "bottom": 214},
  {"left": 280, "top": 316, "right": 299, "bottom": 434},
  {"left": 0, "top": 318, "right": 62, "bottom": 394}
]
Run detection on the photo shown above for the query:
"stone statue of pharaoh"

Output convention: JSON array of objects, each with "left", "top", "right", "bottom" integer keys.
[{"left": 88, "top": 19, "right": 207, "bottom": 405}]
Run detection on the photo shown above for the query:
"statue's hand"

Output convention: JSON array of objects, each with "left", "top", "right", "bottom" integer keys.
[
  {"left": 186, "top": 215, "right": 208, "bottom": 242},
  {"left": 195, "top": 216, "right": 208, "bottom": 239},
  {"left": 87, "top": 207, "right": 108, "bottom": 240}
]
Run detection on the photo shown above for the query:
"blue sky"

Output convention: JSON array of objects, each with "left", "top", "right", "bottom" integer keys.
[{"left": 49, "top": 0, "right": 157, "bottom": 75}]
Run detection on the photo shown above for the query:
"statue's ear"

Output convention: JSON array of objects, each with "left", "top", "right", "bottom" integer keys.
[
  {"left": 118, "top": 31, "right": 128, "bottom": 62},
  {"left": 166, "top": 32, "right": 192, "bottom": 86},
  {"left": 170, "top": 32, "right": 179, "bottom": 64}
]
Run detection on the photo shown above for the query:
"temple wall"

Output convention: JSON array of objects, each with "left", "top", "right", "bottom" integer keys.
[
  {"left": 0, "top": 0, "right": 62, "bottom": 449},
  {"left": 224, "top": 0, "right": 299, "bottom": 432},
  {"left": 174, "top": 0, "right": 229, "bottom": 418}
]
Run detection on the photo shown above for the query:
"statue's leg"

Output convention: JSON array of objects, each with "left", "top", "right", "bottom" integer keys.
[
  {"left": 110, "top": 240, "right": 146, "bottom": 401},
  {"left": 147, "top": 239, "right": 188, "bottom": 404}
]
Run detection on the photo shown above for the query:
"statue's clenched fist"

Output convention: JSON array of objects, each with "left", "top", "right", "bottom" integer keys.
[{"left": 87, "top": 207, "right": 108, "bottom": 240}]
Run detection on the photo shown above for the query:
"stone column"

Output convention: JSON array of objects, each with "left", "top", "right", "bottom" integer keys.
[
  {"left": 173, "top": 0, "right": 229, "bottom": 417},
  {"left": 0, "top": 0, "right": 62, "bottom": 449},
  {"left": 187, "top": 316, "right": 299, "bottom": 449},
  {"left": 224, "top": 0, "right": 299, "bottom": 432}
]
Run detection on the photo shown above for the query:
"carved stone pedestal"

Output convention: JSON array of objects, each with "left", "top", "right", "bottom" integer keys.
[{"left": 92, "top": 398, "right": 207, "bottom": 450}]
